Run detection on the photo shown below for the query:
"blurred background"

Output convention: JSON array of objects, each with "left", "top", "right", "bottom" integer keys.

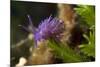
[{"left": 11, "top": 1, "right": 95, "bottom": 66}]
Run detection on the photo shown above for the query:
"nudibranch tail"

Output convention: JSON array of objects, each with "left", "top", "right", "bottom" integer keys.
[{"left": 27, "top": 14, "right": 36, "bottom": 34}]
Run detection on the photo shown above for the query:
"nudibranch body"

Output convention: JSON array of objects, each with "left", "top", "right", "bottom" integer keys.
[{"left": 27, "top": 15, "right": 65, "bottom": 46}]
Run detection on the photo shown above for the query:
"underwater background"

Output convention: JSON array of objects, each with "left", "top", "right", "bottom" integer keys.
[{"left": 11, "top": 1, "right": 95, "bottom": 67}]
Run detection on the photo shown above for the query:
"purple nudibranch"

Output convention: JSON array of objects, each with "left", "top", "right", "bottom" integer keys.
[{"left": 27, "top": 15, "right": 64, "bottom": 46}]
